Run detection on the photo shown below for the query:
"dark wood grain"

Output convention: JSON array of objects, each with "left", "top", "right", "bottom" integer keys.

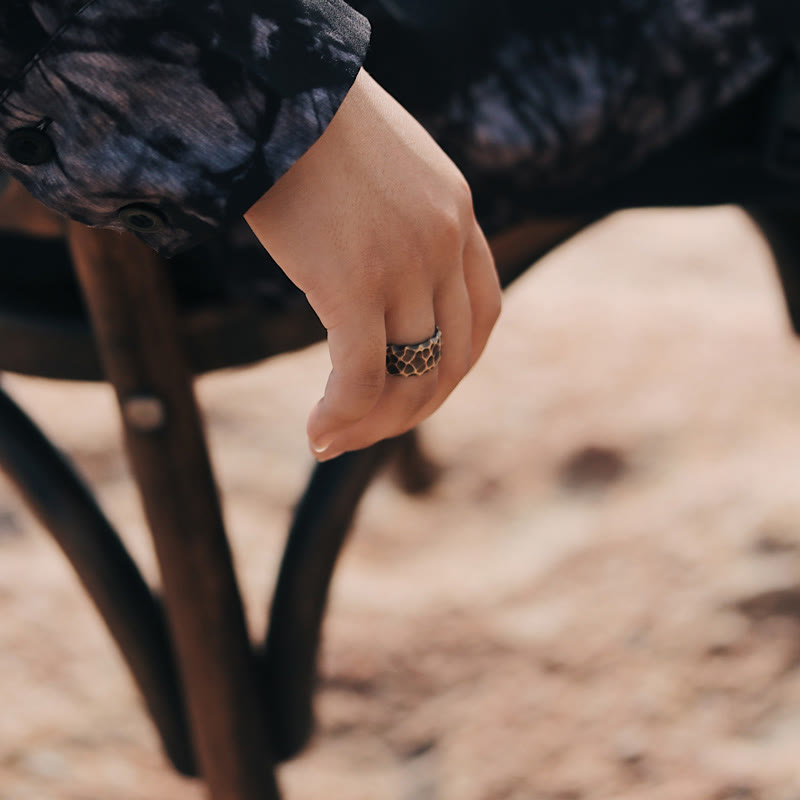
[
  {"left": 68, "top": 223, "right": 280, "bottom": 800},
  {"left": 0, "top": 385, "right": 195, "bottom": 776},
  {"left": 263, "top": 441, "right": 398, "bottom": 760}
]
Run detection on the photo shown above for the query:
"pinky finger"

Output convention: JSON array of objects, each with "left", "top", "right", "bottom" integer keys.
[{"left": 462, "top": 223, "right": 502, "bottom": 365}]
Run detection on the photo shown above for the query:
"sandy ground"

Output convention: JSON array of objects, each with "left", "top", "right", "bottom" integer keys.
[{"left": 2, "top": 207, "right": 800, "bottom": 800}]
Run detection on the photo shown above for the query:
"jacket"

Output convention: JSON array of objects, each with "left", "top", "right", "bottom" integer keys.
[
  {"left": 0, "top": 0, "right": 371, "bottom": 257},
  {"left": 0, "top": 1, "right": 796, "bottom": 258}
]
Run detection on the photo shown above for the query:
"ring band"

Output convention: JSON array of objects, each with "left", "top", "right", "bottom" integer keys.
[{"left": 386, "top": 327, "right": 442, "bottom": 377}]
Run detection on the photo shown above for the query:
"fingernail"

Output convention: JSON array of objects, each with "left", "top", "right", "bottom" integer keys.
[{"left": 310, "top": 434, "right": 334, "bottom": 454}]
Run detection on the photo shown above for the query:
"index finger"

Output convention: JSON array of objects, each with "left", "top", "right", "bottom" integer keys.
[{"left": 307, "top": 310, "right": 387, "bottom": 452}]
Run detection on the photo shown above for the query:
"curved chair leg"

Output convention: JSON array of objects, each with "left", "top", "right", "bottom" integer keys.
[
  {"left": 262, "top": 212, "right": 603, "bottom": 760},
  {"left": 0, "top": 385, "right": 195, "bottom": 775},
  {"left": 69, "top": 224, "right": 280, "bottom": 800},
  {"left": 390, "top": 430, "right": 440, "bottom": 495},
  {"left": 263, "top": 439, "right": 400, "bottom": 761}
]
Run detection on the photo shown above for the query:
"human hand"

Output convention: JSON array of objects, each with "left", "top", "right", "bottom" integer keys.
[{"left": 244, "top": 68, "right": 501, "bottom": 460}]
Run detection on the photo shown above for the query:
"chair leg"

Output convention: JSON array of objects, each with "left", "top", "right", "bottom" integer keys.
[
  {"left": 263, "top": 440, "right": 399, "bottom": 760},
  {"left": 68, "top": 224, "right": 280, "bottom": 800},
  {"left": 389, "top": 430, "right": 440, "bottom": 495},
  {"left": 261, "top": 215, "right": 602, "bottom": 757},
  {"left": 0, "top": 385, "right": 195, "bottom": 775}
]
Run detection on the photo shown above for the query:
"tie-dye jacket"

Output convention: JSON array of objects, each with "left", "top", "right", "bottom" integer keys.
[
  {"left": 0, "top": 0, "right": 372, "bottom": 256},
  {"left": 0, "top": 1, "right": 795, "bottom": 256}
]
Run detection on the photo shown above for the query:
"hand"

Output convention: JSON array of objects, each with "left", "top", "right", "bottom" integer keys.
[{"left": 244, "top": 68, "right": 501, "bottom": 460}]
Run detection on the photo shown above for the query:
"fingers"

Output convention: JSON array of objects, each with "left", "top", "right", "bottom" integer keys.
[
  {"left": 307, "top": 222, "right": 500, "bottom": 461},
  {"left": 307, "top": 286, "right": 440, "bottom": 457},
  {"left": 404, "top": 224, "right": 500, "bottom": 430},
  {"left": 462, "top": 223, "right": 502, "bottom": 364},
  {"left": 315, "top": 362, "right": 439, "bottom": 458},
  {"left": 400, "top": 271, "right": 472, "bottom": 431},
  {"left": 314, "top": 277, "right": 472, "bottom": 458},
  {"left": 306, "top": 308, "right": 387, "bottom": 452}
]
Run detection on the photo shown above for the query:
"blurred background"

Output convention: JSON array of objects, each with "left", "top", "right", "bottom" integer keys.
[{"left": 2, "top": 206, "right": 800, "bottom": 800}]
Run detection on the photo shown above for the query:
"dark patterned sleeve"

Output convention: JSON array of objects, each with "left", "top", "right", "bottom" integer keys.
[{"left": 0, "top": 0, "right": 371, "bottom": 256}]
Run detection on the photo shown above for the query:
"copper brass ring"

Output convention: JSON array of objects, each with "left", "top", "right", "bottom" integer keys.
[{"left": 386, "top": 327, "right": 442, "bottom": 377}]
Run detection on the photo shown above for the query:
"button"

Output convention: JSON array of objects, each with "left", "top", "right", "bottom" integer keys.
[
  {"left": 5, "top": 127, "right": 55, "bottom": 165},
  {"left": 118, "top": 204, "right": 167, "bottom": 233}
]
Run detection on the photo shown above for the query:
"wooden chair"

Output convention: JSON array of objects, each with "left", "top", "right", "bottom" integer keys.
[{"left": 1, "top": 60, "right": 799, "bottom": 800}]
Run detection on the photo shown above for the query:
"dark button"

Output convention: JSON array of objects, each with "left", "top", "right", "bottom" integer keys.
[
  {"left": 5, "top": 127, "right": 55, "bottom": 165},
  {"left": 118, "top": 204, "right": 167, "bottom": 233}
]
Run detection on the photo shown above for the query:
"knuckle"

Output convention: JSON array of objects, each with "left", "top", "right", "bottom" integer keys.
[
  {"left": 350, "top": 262, "right": 387, "bottom": 306},
  {"left": 328, "top": 406, "right": 363, "bottom": 427},
  {"left": 396, "top": 240, "right": 428, "bottom": 283},
  {"left": 476, "top": 287, "right": 502, "bottom": 331},
  {"left": 452, "top": 172, "right": 474, "bottom": 211},
  {"left": 487, "top": 287, "right": 503, "bottom": 325},
  {"left": 331, "top": 372, "right": 385, "bottom": 422},
  {"left": 350, "top": 369, "right": 386, "bottom": 398},
  {"left": 309, "top": 291, "right": 349, "bottom": 329},
  {"left": 433, "top": 209, "right": 464, "bottom": 259}
]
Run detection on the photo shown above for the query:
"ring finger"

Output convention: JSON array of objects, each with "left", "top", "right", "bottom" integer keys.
[{"left": 312, "top": 296, "right": 439, "bottom": 459}]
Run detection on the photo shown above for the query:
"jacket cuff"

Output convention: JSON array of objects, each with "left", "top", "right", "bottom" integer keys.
[
  {"left": 0, "top": 0, "right": 372, "bottom": 257},
  {"left": 224, "top": 1, "right": 372, "bottom": 226},
  {"left": 176, "top": 0, "right": 373, "bottom": 238}
]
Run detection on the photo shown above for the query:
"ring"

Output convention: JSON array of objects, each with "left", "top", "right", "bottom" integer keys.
[{"left": 386, "top": 327, "right": 442, "bottom": 377}]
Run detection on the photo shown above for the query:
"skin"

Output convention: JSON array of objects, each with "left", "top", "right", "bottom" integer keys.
[{"left": 244, "top": 67, "right": 502, "bottom": 461}]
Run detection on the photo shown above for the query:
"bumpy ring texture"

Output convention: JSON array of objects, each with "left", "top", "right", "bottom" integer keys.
[{"left": 386, "top": 327, "right": 443, "bottom": 377}]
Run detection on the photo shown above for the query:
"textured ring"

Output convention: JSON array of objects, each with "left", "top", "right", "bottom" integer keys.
[{"left": 386, "top": 327, "right": 443, "bottom": 377}]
